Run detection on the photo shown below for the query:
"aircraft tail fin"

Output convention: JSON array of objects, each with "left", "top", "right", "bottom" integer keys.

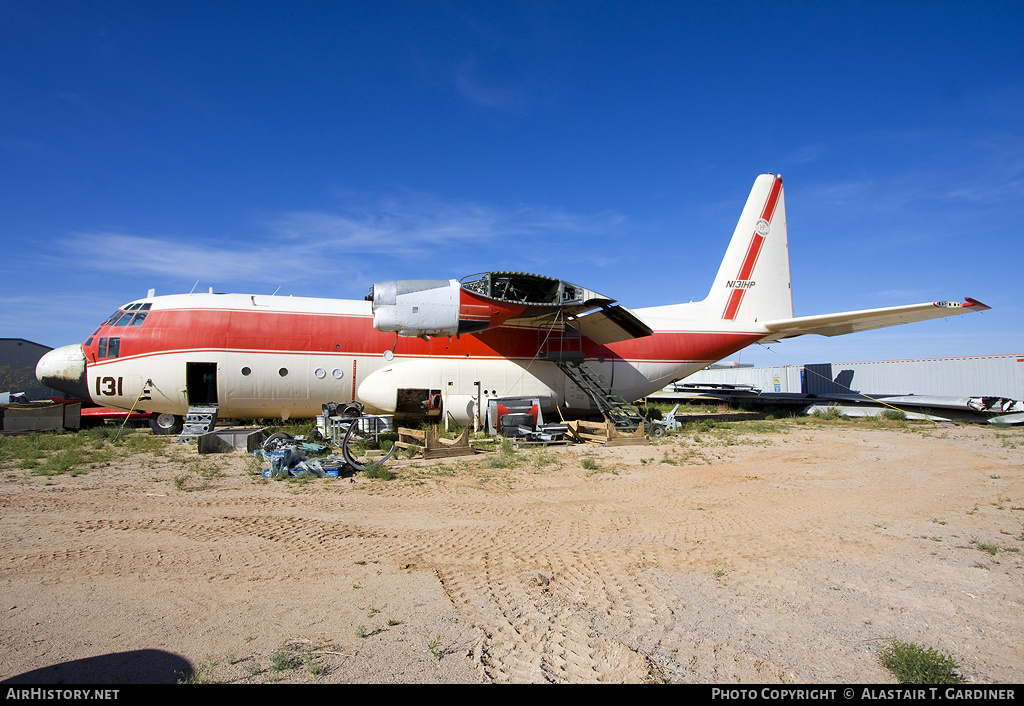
[{"left": 703, "top": 174, "right": 794, "bottom": 322}]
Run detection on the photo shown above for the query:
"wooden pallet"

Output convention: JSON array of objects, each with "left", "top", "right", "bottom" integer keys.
[
  {"left": 565, "top": 419, "right": 650, "bottom": 446},
  {"left": 394, "top": 425, "right": 478, "bottom": 459}
]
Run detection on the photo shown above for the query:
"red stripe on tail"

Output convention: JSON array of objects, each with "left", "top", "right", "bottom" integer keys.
[{"left": 722, "top": 176, "right": 782, "bottom": 320}]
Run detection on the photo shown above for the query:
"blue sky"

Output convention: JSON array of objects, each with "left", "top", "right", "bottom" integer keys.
[{"left": 2, "top": 1, "right": 1021, "bottom": 368}]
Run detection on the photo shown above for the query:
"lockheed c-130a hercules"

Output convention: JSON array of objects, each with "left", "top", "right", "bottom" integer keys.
[{"left": 36, "top": 174, "right": 990, "bottom": 435}]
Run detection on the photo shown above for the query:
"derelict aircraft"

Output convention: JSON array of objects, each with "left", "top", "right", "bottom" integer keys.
[{"left": 36, "top": 174, "right": 990, "bottom": 434}]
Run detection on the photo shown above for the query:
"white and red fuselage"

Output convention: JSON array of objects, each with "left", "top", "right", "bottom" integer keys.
[
  {"left": 36, "top": 174, "right": 989, "bottom": 429},
  {"left": 43, "top": 291, "right": 765, "bottom": 425}
]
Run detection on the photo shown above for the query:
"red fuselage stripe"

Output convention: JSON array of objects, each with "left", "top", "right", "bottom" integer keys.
[{"left": 83, "top": 307, "right": 765, "bottom": 368}]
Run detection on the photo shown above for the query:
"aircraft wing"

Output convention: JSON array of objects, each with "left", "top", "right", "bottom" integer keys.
[
  {"left": 758, "top": 298, "right": 990, "bottom": 343},
  {"left": 569, "top": 305, "right": 654, "bottom": 344},
  {"left": 370, "top": 271, "right": 653, "bottom": 342}
]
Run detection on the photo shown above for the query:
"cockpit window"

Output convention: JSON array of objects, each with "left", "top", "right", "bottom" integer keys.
[
  {"left": 102, "top": 303, "right": 151, "bottom": 328},
  {"left": 97, "top": 337, "right": 120, "bottom": 359}
]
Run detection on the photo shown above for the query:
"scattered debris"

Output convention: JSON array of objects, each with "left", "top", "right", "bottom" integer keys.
[
  {"left": 803, "top": 404, "right": 950, "bottom": 421},
  {"left": 256, "top": 402, "right": 398, "bottom": 478}
]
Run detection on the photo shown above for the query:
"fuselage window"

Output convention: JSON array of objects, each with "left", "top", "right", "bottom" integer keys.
[
  {"left": 279, "top": 368, "right": 289, "bottom": 377},
  {"left": 241, "top": 367, "right": 251, "bottom": 376}
]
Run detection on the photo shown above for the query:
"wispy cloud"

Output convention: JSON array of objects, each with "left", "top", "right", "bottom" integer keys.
[
  {"left": 267, "top": 191, "right": 628, "bottom": 257},
  {"left": 39, "top": 191, "right": 631, "bottom": 297},
  {"left": 454, "top": 56, "right": 533, "bottom": 112},
  {"left": 0, "top": 291, "right": 125, "bottom": 346},
  {"left": 54, "top": 232, "right": 317, "bottom": 287},
  {"left": 796, "top": 127, "right": 1024, "bottom": 212}
]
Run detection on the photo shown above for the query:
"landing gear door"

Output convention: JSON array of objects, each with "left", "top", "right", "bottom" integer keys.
[{"left": 186, "top": 362, "right": 218, "bottom": 406}]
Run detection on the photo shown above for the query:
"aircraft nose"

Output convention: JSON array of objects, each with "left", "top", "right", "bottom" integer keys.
[{"left": 36, "top": 344, "right": 91, "bottom": 400}]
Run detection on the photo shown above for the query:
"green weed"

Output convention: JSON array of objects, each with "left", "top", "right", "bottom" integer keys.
[
  {"left": 269, "top": 648, "right": 300, "bottom": 672},
  {"left": 877, "top": 639, "right": 962, "bottom": 684},
  {"left": 970, "top": 539, "right": 1001, "bottom": 556},
  {"left": 530, "top": 449, "right": 561, "bottom": 470},
  {"left": 427, "top": 635, "right": 443, "bottom": 661},
  {"left": 176, "top": 658, "right": 218, "bottom": 684},
  {"left": 486, "top": 438, "right": 521, "bottom": 469},
  {"left": 811, "top": 405, "right": 846, "bottom": 421},
  {"left": 362, "top": 461, "right": 395, "bottom": 480}
]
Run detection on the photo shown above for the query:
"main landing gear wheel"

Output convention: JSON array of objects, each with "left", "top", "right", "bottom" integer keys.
[{"left": 149, "top": 413, "right": 184, "bottom": 435}]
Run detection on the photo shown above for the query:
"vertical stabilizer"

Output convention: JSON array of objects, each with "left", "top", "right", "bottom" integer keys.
[{"left": 705, "top": 174, "right": 793, "bottom": 322}]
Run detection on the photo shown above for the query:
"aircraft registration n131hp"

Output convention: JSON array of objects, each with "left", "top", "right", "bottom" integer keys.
[{"left": 37, "top": 174, "right": 990, "bottom": 434}]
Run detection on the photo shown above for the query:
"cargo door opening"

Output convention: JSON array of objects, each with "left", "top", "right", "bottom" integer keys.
[
  {"left": 395, "top": 388, "right": 442, "bottom": 419},
  {"left": 186, "top": 362, "right": 219, "bottom": 406}
]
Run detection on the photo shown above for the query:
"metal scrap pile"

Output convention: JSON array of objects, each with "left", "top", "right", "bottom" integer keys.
[
  {"left": 257, "top": 402, "right": 398, "bottom": 478},
  {"left": 259, "top": 432, "right": 348, "bottom": 478}
]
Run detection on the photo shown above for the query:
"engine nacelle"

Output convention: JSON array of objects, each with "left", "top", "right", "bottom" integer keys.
[
  {"left": 371, "top": 279, "right": 463, "bottom": 338},
  {"left": 370, "top": 278, "right": 527, "bottom": 338}
]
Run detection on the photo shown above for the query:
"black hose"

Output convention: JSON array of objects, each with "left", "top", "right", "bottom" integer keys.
[{"left": 341, "top": 416, "right": 398, "bottom": 471}]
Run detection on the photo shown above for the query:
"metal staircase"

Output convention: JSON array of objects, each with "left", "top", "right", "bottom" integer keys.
[
  {"left": 557, "top": 359, "right": 646, "bottom": 432},
  {"left": 177, "top": 404, "right": 219, "bottom": 442},
  {"left": 536, "top": 313, "right": 648, "bottom": 434}
]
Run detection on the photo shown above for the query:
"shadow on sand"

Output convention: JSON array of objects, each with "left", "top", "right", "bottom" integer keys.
[{"left": 1, "top": 649, "right": 194, "bottom": 684}]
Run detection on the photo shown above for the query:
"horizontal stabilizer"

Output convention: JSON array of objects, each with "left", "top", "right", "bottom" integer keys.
[{"left": 759, "top": 298, "right": 989, "bottom": 343}]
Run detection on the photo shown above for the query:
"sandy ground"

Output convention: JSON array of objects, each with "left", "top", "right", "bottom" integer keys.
[{"left": 1, "top": 417, "right": 1022, "bottom": 684}]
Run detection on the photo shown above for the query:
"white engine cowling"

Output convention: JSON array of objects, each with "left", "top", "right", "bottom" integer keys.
[{"left": 371, "top": 279, "right": 462, "bottom": 338}]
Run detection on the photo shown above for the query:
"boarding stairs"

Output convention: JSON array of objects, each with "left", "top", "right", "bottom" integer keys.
[
  {"left": 538, "top": 314, "right": 648, "bottom": 434},
  {"left": 177, "top": 404, "right": 219, "bottom": 442},
  {"left": 556, "top": 359, "right": 646, "bottom": 433}
]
